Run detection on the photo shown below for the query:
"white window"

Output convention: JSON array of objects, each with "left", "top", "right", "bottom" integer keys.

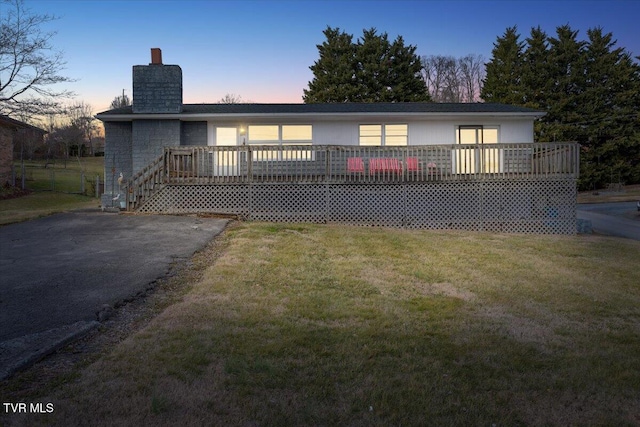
[
  {"left": 359, "top": 125, "right": 382, "bottom": 146},
  {"left": 385, "top": 124, "right": 408, "bottom": 146},
  {"left": 248, "top": 125, "right": 279, "bottom": 142},
  {"left": 247, "top": 125, "right": 312, "bottom": 144},
  {"left": 359, "top": 124, "right": 407, "bottom": 146},
  {"left": 248, "top": 125, "right": 313, "bottom": 161},
  {"left": 282, "top": 125, "right": 312, "bottom": 142},
  {"left": 456, "top": 126, "right": 498, "bottom": 145}
]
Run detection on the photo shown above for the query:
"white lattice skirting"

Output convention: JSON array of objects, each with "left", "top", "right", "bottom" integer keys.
[{"left": 138, "top": 180, "right": 577, "bottom": 234}]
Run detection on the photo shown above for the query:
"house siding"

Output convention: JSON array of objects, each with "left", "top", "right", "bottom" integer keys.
[
  {"left": 132, "top": 120, "right": 181, "bottom": 172},
  {"left": 181, "top": 121, "right": 208, "bottom": 146},
  {"left": 203, "top": 118, "right": 536, "bottom": 147},
  {"left": 101, "top": 122, "right": 133, "bottom": 207},
  {"left": 499, "top": 120, "right": 534, "bottom": 143}
]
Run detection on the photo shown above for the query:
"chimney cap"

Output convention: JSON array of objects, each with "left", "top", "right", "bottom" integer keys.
[{"left": 150, "top": 48, "right": 162, "bottom": 65}]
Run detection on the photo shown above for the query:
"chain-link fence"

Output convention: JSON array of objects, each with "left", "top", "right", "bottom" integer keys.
[{"left": 10, "top": 162, "right": 104, "bottom": 198}]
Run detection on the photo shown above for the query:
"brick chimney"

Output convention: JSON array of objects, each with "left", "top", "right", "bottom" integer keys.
[{"left": 150, "top": 48, "right": 162, "bottom": 65}]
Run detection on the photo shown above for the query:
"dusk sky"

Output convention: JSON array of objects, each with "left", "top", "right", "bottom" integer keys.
[{"left": 17, "top": 0, "right": 640, "bottom": 114}]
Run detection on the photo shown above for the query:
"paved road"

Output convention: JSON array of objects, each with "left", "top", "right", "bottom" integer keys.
[
  {"left": 0, "top": 211, "right": 227, "bottom": 378},
  {"left": 577, "top": 201, "right": 640, "bottom": 241}
]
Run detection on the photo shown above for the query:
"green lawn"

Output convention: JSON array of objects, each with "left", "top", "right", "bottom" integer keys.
[
  {"left": 2, "top": 223, "right": 639, "bottom": 426},
  {"left": 14, "top": 157, "right": 104, "bottom": 195},
  {"left": 0, "top": 157, "right": 104, "bottom": 225},
  {"left": 0, "top": 192, "right": 100, "bottom": 225},
  {"left": 578, "top": 184, "right": 640, "bottom": 203}
]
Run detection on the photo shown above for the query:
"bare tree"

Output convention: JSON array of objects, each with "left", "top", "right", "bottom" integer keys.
[
  {"left": 0, "top": 0, "right": 74, "bottom": 117},
  {"left": 421, "top": 55, "right": 455, "bottom": 101},
  {"left": 109, "top": 89, "right": 131, "bottom": 109},
  {"left": 67, "top": 101, "right": 97, "bottom": 155},
  {"left": 421, "top": 54, "right": 485, "bottom": 102},
  {"left": 458, "top": 54, "right": 485, "bottom": 102},
  {"left": 40, "top": 101, "right": 96, "bottom": 159},
  {"left": 218, "top": 93, "right": 245, "bottom": 104}
]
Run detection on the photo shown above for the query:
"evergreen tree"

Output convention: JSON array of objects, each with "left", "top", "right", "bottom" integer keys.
[
  {"left": 521, "top": 26, "right": 549, "bottom": 110},
  {"left": 303, "top": 27, "right": 357, "bottom": 103},
  {"left": 304, "top": 27, "right": 430, "bottom": 103},
  {"left": 354, "top": 28, "right": 393, "bottom": 101},
  {"left": 481, "top": 26, "right": 524, "bottom": 104},
  {"left": 542, "top": 25, "right": 587, "bottom": 143},
  {"left": 387, "top": 35, "right": 430, "bottom": 101},
  {"left": 484, "top": 24, "right": 640, "bottom": 188},
  {"left": 521, "top": 27, "right": 550, "bottom": 141},
  {"left": 579, "top": 28, "right": 640, "bottom": 186}
]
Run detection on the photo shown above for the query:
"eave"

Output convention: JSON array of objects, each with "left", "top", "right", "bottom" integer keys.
[{"left": 96, "top": 111, "right": 546, "bottom": 123}]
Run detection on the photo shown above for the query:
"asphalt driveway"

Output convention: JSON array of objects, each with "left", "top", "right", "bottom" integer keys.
[
  {"left": 577, "top": 201, "right": 640, "bottom": 241},
  {"left": 0, "top": 211, "right": 227, "bottom": 378}
]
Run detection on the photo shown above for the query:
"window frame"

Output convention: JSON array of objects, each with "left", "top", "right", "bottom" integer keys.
[
  {"left": 454, "top": 125, "right": 501, "bottom": 173},
  {"left": 456, "top": 125, "right": 499, "bottom": 145},
  {"left": 359, "top": 124, "right": 408, "bottom": 146},
  {"left": 247, "top": 124, "right": 313, "bottom": 161}
]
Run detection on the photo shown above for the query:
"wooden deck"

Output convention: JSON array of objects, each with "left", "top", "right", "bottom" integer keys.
[
  {"left": 165, "top": 143, "right": 579, "bottom": 183},
  {"left": 126, "top": 143, "right": 579, "bottom": 212}
]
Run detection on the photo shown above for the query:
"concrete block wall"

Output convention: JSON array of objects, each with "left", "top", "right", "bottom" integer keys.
[
  {"left": 132, "top": 120, "right": 181, "bottom": 172},
  {"left": 101, "top": 122, "right": 132, "bottom": 208},
  {"left": 132, "top": 65, "right": 182, "bottom": 113}
]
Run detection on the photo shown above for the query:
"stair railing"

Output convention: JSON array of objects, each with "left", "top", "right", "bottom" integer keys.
[{"left": 124, "top": 152, "right": 166, "bottom": 211}]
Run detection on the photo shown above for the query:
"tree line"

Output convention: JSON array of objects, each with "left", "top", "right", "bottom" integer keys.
[
  {"left": 303, "top": 27, "right": 430, "bottom": 103},
  {"left": 481, "top": 25, "right": 640, "bottom": 189}
]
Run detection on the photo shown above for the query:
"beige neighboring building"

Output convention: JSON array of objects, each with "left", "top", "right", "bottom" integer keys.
[{"left": 0, "top": 115, "right": 47, "bottom": 186}]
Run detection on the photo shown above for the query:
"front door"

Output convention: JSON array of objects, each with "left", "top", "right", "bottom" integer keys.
[{"left": 213, "top": 127, "right": 239, "bottom": 176}]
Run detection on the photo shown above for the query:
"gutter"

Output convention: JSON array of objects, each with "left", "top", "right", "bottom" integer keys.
[{"left": 96, "top": 111, "right": 546, "bottom": 122}]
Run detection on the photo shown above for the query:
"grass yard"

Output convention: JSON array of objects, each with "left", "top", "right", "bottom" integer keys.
[
  {"left": 2, "top": 222, "right": 639, "bottom": 426},
  {"left": 0, "top": 192, "right": 99, "bottom": 225},
  {"left": 0, "top": 157, "right": 104, "bottom": 225},
  {"left": 578, "top": 184, "right": 640, "bottom": 204},
  {"left": 13, "top": 157, "right": 104, "bottom": 194}
]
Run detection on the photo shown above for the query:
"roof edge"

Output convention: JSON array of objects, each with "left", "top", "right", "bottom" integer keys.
[{"left": 96, "top": 102, "right": 545, "bottom": 122}]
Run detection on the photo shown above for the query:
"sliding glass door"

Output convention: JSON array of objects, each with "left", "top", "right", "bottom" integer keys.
[{"left": 455, "top": 126, "right": 500, "bottom": 173}]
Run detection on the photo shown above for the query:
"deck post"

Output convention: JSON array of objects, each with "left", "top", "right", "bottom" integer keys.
[
  {"left": 325, "top": 146, "right": 330, "bottom": 181},
  {"left": 246, "top": 146, "right": 252, "bottom": 183}
]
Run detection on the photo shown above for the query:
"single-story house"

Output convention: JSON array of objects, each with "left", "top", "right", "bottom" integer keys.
[
  {"left": 0, "top": 114, "right": 47, "bottom": 186},
  {"left": 96, "top": 49, "right": 579, "bottom": 233}
]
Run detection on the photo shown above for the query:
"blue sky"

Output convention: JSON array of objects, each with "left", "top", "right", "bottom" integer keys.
[{"left": 15, "top": 0, "right": 640, "bottom": 113}]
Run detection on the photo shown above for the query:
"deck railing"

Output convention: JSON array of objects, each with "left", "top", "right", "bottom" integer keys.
[{"left": 163, "top": 143, "right": 579, "bottom": 184}]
